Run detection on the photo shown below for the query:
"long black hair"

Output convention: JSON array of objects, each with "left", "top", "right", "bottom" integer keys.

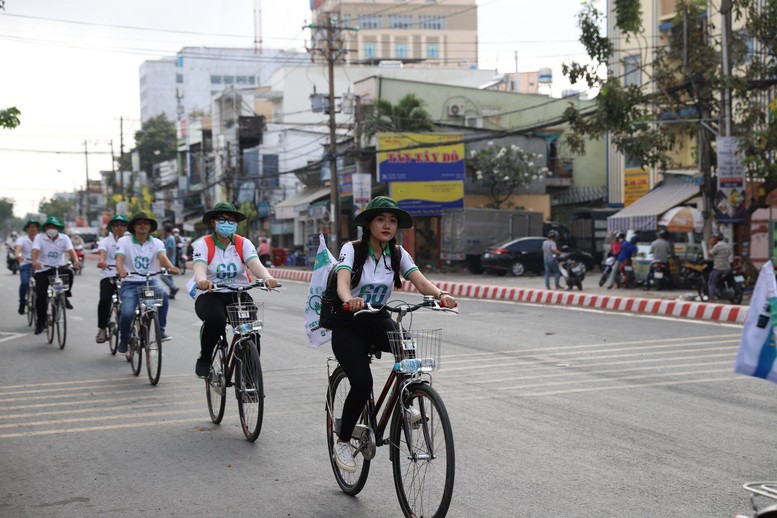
[{"left": 350, "top": 225, "right": 402, "bottom": 289}]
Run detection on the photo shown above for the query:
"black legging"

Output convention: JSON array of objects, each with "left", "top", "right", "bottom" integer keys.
[
  {"left": 194, "top": 291, "right": 253, "bottom": 359},
  {"left": 97, "top": 277, "right": 117, "bottom": 329},
  {"left": 331, "top": 314, "right": 397, "bottom": 443},
  {"left": 35, "top": 267, "right": 73, "bottom": 325}
]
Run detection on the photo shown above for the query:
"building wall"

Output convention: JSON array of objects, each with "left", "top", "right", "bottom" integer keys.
[{"left": 140, "top": 59, "right": 177, "bottom": 122}]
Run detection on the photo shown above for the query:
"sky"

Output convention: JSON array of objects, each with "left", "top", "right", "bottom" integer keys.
[{"left": 0, "top": 0, "right": 604, "bottom": 218}]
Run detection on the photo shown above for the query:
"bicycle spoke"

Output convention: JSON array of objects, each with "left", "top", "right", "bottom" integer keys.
[
  {"left": 145, "top": 313, "right": 162, "bottom": 385},
  {"left": 235, "top": 340, "right": 263, "bottom": 441}
]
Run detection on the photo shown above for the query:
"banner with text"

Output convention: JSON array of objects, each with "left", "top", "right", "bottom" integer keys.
[
  {"left": 715, "top": 136, "right": 746, "bottom": 223},
  {"left": 390, "top": 181, "right": 464, "bottom": 216},
  {"left": 378, "top": 133, "right": 465, "bottom": 182}
]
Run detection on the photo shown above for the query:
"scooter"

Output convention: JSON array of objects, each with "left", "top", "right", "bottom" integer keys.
[
  {"left": 6, "top": 248, "right": 18, "bottom": 274},
  {"left": 599, "top": 255, "right": 615, "bottom": 287},
  {"left": 682, "top": 258, "right": 745, "bottom": 304},
  {"left": 646, "top": 260, "right": 671, "bottom": 291},
  {"left": 559, "top": 252, "right": 585, "bottom": 290},
  {"left": 73, "top": 244, "right": 85, "bottom": 275}
]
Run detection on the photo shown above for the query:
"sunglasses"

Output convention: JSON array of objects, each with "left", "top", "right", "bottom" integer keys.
[{"left": 215, "top": 216, "right": 238, "bottom": 224}]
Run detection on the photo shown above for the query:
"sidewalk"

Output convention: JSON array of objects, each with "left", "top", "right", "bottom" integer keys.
[{"left": 271, "top": 266, "right": 750, "bottom": 325}]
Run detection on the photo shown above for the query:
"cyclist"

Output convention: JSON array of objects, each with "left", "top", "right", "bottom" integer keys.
[
  {"left": 328, "top": 196, "right": 457, "bottom": 472},
  {"left": 31, "top": 216, "right": 80, "bottom": 335},
  {"left": 15, "top": 220, "right": 40, "bottom": 315},
  {"left": 191, "top": 202, "right": 278, "bottom": 378},
  {"left": 94, "top": 214, "right": 129, "bottom": 344},
  {"left": 115, "top": 212, "right": 179, "bottom": 355},
  {"left": 160, "top": 224, "right": 179, "bottom": 299}
]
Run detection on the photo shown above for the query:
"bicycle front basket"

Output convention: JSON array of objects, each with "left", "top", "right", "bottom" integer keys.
[
  {"left": 387, "top": 328, "right": 442, "bottom": 372},
  {"left": 136, "top": 286, "right": 165, "bottom": 308},
  {"left": 47, "top": 273, "right": 70, "bottom": 292},
  {"left": 226, "top": 302, "right": 264, "bottom": 333}
]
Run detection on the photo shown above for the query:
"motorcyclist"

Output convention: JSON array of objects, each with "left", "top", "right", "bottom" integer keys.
[
  {"left": 646, "top": 230, "right": 674, "bottom": 289},
  {"left": 606, "top": 234, "right": 639, "bottom": 289},
  {"left": 708, "top": 233, "right": 732, "bottom": 301},
  {"left": 610, "top": 231, "right": 625, "bottom": 258}
]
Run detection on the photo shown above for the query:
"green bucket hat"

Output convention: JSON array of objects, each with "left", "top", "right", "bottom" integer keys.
[
  {"left": 108, "top": 214, "right": 130, "bottom": 229},
  {"left": 202, "top": 201, "right": 247, "bottom": 224},
  {"left": 42, "top": 216, "right": 64, "bottom": 230},
  {"left": 128, "top": 212, "right": 158, "bottom": 234},
  {"left": 23, "top": 219, "right": 41, "bottom": 231},
  {"left": 352, "top": 196, "right": 413, "bottom": 229}
]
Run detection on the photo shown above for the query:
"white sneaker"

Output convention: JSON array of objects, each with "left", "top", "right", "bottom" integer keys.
[{"left": 334, "top": 441, "right": 357, "bottom": 473}]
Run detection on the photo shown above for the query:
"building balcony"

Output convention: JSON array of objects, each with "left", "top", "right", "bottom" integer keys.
[
  {"left": 545, "top": 158, "right": 573, "bottom": 187},
  {"left": 659, "top": 0, "right": 676, "bottom": 19}
]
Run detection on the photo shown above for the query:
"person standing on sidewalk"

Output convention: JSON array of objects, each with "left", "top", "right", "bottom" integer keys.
[
  {"left": 607, "top": 234, "right": 639, "bottom": 289},
  {"left": 161, "top": 224, "right": 180, "bottom": 299},
  {"left": 707, "top": 234, "right": 732, "bottom": 301},
  {"left": 542, "top": 230, "right": 562, "bottom": 290}
]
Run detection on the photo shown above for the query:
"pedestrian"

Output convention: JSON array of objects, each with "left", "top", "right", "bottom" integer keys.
[
  {"left": 328, "top": 196, "right": 457, "bottom": 473},
  {"left": 707, "top": 233, "right": 732, "bottom": 301},
  {"left": 15, "top": 220, "right": 40, "bottom": 315},
  {"left": 542, "top": 230, "right": 562, "bottom": 290},
  {"left": 606, "top": 234, "right": 639, "bottom": 289},
  {"left": 161, "top": 224, "right": 180, "bottom": 299}
]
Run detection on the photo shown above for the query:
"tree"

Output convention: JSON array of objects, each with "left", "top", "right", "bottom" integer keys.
[
  {"left": 39, "top": 197, "right": 75, "bottom": 222},
  {"left": 123, "top": 114, "right": 177, "bottom": 175},
  {"left": 0, "top": 107, "right": 20, "bottom": 129},
  {"left": 467, "top": 143, "right": 548, "bottom": 209},
  {"left": 0, "top": 197, "right": 13, "bottom": 222},
  {"left": 362, "top": 94, "right": 434, "bottom": 140}
]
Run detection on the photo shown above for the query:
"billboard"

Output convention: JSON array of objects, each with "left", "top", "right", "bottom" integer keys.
[
  {"left": 715, "top": 136, "right": 746, "bottom": 222},
  {"left": 390, "top": 181, "right": 464, "bottom": 216},
  {"left": 378, "top": 133, "right": 465, "bottom": 182}
]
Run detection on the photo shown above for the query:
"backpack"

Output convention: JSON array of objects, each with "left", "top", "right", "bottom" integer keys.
[{"left": 203, "top": 234, "right": 251, "bottom": 281}]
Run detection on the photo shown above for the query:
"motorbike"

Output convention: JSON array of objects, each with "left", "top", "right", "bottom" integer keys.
[
  {"left": 558, "top": 252, "right": 585, "bottom": 290},
  {"left": 681, "top": 258, "right": 745, "bottom": 304},
  {"left": 646, "top": 260, "right": 671, "bottom": 291},
  {"left": 612, "top": 258, "right": 635, "bottom": 289},
  {"left": 73, "top": 244, "right": 85, "bottom": 275},
  {"left": 176, "top": 238, "right": 191, "bottom": 275},
  {"left": 599, "top": 255, "right": 615, "bottom": 287},
  {"left": 6, "top": 248, "right": 18, "bottom": 274}
]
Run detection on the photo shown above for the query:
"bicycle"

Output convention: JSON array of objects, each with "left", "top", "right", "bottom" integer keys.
[
  {"left": 737, "top": 482, "right": 777, "bottom": 517},
  {"left": 26, "top": 275, "right": 36, "bottom": 328},
  {"left": 45, "top": 266, "right": 71, "bottom": 349},
  {"left": 103, "top": 266, "right": 122, "bottom": 356},
  {"left": 126, "top": 270, "right": 167, "bottom": 385},
  {"left": 202, "top": 279, "right": 280, "bottom": 442},
  {"left": 325, "top": 296, "right": 458, "bottom": 518}
]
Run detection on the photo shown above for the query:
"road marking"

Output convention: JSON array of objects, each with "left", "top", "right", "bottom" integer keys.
[
  {"left": 1, "top": 394, "right": 167, "bottom": 411},
  {"left": 518, "top": 375, "right": 749, "bottom": 397},
  {"left": 0, "top": 407, "right": 202, "bottom": 429},
  {"left": 0, "top": 401, "right": 192, "bottom": 420},
  {"left": 0, "top": 417, "right": 205, "bottom": 439},
  {"left": 0, "top": 373, "right": 193, "bottom": 391},
  {"left": 0, "top": 332, "right": 26, "bottom": 344}
]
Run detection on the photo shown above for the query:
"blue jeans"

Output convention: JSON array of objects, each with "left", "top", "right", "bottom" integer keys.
[
  {"left": 544, "top": 258, "right": 560, "bottom": 289},
  {"left": 160, "top": 273, "right": 177, "bottom": 293},
  {"left": 18, "top": 263, "right": 32, "bottom": 305},
  {"left": 119, "top": 280, "right": 168, "bottom": 348}
]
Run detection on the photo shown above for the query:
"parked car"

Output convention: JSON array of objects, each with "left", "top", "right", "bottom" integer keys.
[{"left": 480, "top": 237, "right": 595, "bottom": 277}]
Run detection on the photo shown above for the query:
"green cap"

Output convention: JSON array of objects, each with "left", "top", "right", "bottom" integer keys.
[
  {"left": 109, "top": 214, "right": 129, "bottom": 228},
  {"left": 42, "top": 216, "right": 64, "bottom": 230},
  {"left": 23, "top": 219, "right": 41, "bottom": 231},
  {"left": 352, "top": 196, "right": 413, "bottom": 229},
  {"left": 202, "top": 201, "right": 247, "bottom": 224}
]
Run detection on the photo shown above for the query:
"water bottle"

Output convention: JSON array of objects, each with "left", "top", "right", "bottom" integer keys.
[
  {"left": 395, "top": 358, "right": 436, "bottom": 373},
  {"left": 237, "top": 323, "right": 253, "bottom": 334}
]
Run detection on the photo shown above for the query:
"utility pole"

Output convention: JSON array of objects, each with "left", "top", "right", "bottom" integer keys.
[
  {"left": 721, "top": 0, "right": 733, "bottom": 138},
  {"left": 120, "top": 117, "right": 125, "bottom": 201},
  {"left": 83, "top": 140, "right": 91, "bottom": 225},
  {"left": 306, "top": 13, "right": 358, "bottom": 252}
]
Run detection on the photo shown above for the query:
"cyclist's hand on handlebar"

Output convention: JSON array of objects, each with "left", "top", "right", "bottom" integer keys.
[
  {"left": 344, "top": 297, "right": 365, "bottom": 312},
  {"left": 439, "top": 293, "right": 457, "bottom": 309},
  {"left": 168, "top": 266, "right": 180, "bottom": 275},
  {"left": 197, "top": 279, "right": 213, "bottom": 291},
  {"left": 263, "top": 277, "right": 279, "bottom": 290},
  {"left": 117, "top": 268, "right": 128, "bottom": 278},
  {"left": 97, "top": 260, "right": 107, "bottom": 269},
  {"left": 72, "top": 260, "right": 81, "bottom": 270}
]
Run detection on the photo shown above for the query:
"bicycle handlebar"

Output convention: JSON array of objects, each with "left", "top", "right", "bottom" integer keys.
[
  {"left": 347, "top": 296, "right": 458, "bottom": 316},
  {"left": 209, "top": 279, "right": 282, "bottom": 292}
]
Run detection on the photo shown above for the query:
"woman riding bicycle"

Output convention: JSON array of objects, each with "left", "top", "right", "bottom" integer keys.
[
  {"left": 191, "top": 202, "right": 278, "bottom": 378},
  {"left": 95, "top": 214, "right": 129, "bottom": 344},
  {"left": 15, "top": 219, "right": 40, "bottom": 315},
  {"left": 329, "top": 196, "right": 457, "bottom": 473},
  {"left": 115, "top": 212, "right": 179, "bottom": 354}
]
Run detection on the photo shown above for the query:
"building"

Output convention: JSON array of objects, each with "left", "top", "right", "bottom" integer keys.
[{"left": 311, "top": 0, "right": 478, "bottom": 68}]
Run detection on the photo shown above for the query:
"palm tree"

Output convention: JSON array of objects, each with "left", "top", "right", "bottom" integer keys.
[{"left": 363, "top": 94, "right": 434, "bottom": 139}]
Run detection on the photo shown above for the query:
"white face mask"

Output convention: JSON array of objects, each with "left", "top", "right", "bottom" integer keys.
[{"left": 46, "top": 228, "right": 58, "bottom": 239}]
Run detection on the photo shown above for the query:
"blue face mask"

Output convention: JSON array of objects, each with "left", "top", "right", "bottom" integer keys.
[{"left": 215, "top": 221, "right": 237, "bottom": 237}]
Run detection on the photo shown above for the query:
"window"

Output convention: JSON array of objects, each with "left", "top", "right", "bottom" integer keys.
[
  {"left": 358, "top": 14, "right": 382, "bottom": 29},
  {"left": 419, "top": 15, "right": 445, "bottom": 30},
  {"left": 262, "top": 154, "right": 280, "bottom": 188},
  {"left": 236, "top": 75, "right": 248, "bottom": 85},
  {"left": 395, "top": 43, "right": 407, "bottom": 59},
  {"left": 248, "top": 76, "right": 256, "bottom": 85},
  {"left": 211, "top": 75, "right": 222, "bottom": 84},
  {"left": 623, "top": 55, "right": 641, "bottom": 87},
  {"left": 426, "top": 43, "right": 439, "bottom": 59},
  {"left": 176, "top": 73, "right": 183, "bottom": 84},
  {"left": 388, "top": 14, "right": 412, "bottom": 29},
  {"left": 342, "top": 14, "right": 351, "bottom": 27},
  {"left": 364, "top": 42, "right": 377, "bottom": 58},
  {"left": 223, "top": 75, "right": 235, "bottom": 84}
]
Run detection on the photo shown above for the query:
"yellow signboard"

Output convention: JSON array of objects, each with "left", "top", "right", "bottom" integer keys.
[
  {"left": 624, "top": 168, "right": 650, "bottom": 206},
  {"left": 378, "top": 133, "right": 465, "bottom": 182},
  {"left": 390, "top": 181, "right": 464, "bottom": 216}
]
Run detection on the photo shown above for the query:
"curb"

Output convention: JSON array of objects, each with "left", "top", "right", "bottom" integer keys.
[{"left": 270, "top": 268, "right": 748, "bottom": 325}]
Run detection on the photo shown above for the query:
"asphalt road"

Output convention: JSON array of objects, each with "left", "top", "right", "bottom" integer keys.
[{"left": 0, "top": 263, "right": 772, "bottom": 517}]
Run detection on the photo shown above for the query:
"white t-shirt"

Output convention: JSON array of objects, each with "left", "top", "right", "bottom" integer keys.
[
  {"left": 190, "top": 234, "right": 259, "bottom": 299},
  {"left": 32, "top": 233, "right": 74, "bottom": 272},
  {"left": 115, "top": 235, "right": 166, "bottom": 283},
  {"left": 15, "top": 235, "right": 35, "bottom": 266},
  {"left": 334, "top": 241, "right": 418, "bottom": 304},
  {"left": 97, "top": 232, "right": 121, "bottom": 279}
]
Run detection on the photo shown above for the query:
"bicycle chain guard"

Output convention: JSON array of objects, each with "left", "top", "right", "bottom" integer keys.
[{"left": 354, "top": 424, "right": 376, "bottom": 460}]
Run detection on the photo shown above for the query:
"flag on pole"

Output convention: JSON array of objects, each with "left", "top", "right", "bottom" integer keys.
[
  {"left": 305, "top": 233, "right": 337, "bottom": 348},
  {"left": 734, "top": 260, "right": 777, "bottom": 383}
]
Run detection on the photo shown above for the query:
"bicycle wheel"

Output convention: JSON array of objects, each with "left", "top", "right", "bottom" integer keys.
[
  {"left": 234, "top": 339, "right": 264, "bottom": 441},
  {"left": 108, "top": 303, "right": 120, "bottom": 355},
  {"left": 390, "top": 383, "right": 455, "bottom": 518},
  {"left": 46, "top": 298, "right": 55, "bottom": 344},
  {"left": 206, "top": 343, "right": 227, "bottom": 424},
  {"left": 55, "top": 297, "right": 67, "bottom": 349},
  {"left": 130, "top": 318, "right": 143, "bottom": 376},
  {"left": 326, "top": 365, "right": 371, "bottom": 496},
  {"left": 26, "top": 290, "right": 35, "bottom": 327},
  {"left": 144, "top": 312, "right": 163, "bottom": 385}
]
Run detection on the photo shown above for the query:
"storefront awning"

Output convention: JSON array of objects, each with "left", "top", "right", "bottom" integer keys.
[
  {"left": 607, "top": 182, "right": 699, "bottom": 232},
  {"left": 275, "top": 187, "right": 330, "bottom": 220}
]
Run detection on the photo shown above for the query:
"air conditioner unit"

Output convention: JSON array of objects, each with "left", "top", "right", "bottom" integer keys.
[
  {"left": 447, "top": 103, "right": 465, "bottom": 117},
  {"left": 465, "top": 116, "right": 483, "bottom": 129}
]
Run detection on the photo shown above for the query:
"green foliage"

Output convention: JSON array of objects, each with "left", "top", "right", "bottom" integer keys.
[
  {"left": 363, "top": 94, "right": 434, "bottom": 140},
  {"left": 132, "top": 114, "right": 177, "bottom": 175},
  {"left": 467, "top": 143, "right": 548, "bottom": 209},
  {"left": 39, "top": 197, "right": 75, "bottom": 223},
  {"left": 0, "top": 107, "right": 20, "bottom": 129},
  {"left": 238, "top": 201, "right": 257, "bottom": 240},
  {"left": 614, "top": 0, "right": 643, "bottom": 35}
]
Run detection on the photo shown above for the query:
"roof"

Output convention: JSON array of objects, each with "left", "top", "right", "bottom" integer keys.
[
  {"left": 274, "top": 187, "right": 330, "bottom": 209},
  {"left": 607, "top": 182, "right": 700, "bottom": 232}
]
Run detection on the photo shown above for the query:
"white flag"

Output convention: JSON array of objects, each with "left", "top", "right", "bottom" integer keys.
[
  {"left": 734, "top": 260, "right": 777, "bottom": 383},
  {"left": 305, "top": 233, "right": 337, "bottom": 348}
]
